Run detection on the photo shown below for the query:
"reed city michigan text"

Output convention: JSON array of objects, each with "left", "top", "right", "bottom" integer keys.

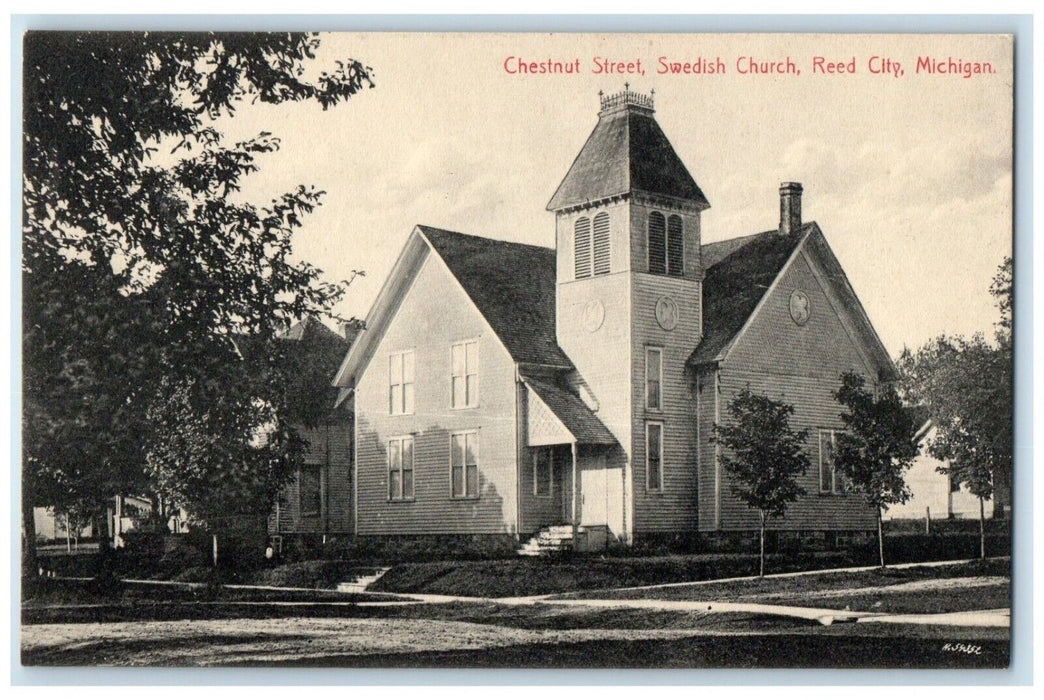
[{"left": 503, "top": 55, "right": 997, "bottom": 79}]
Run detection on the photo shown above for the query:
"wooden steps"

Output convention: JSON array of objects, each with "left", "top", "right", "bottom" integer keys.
[
  {"left": 517, "top": 524, "right": 575, "bottom": 556},
  {"left": 336, "top": 566, "right": 390, "bottom": 593}
]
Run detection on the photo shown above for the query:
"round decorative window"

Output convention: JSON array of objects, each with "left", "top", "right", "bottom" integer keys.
[
  {"left": 789, "top": 289, "right": 811, "bottom": 326},
  {"left": 655, "top": 296, "right": 679, "bottom": 331},
  {"left": 581, "top": 300, "right": 605, "bottom": 333}
]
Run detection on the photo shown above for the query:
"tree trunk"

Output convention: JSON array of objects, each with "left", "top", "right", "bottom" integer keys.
[
  {"left": 759, "top": 510, "right": 766, "bottom": 578},
  {"left": 114, "top": 494, "right": 122, "bottom": 548},
  {"left": 877, "top": 509, "right": 885, "bottom": 568},
  {"left": 22, "top": 491, "right": 39, "bottom": 596},
  {"left": 979, "top": 496, "right": 986, "bottom": 560}
]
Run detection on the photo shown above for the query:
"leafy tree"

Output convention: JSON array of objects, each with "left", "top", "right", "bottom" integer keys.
[
  {"left": 897, "top": 257, "right": 1013, "bottom": 557},
  {"left": 833, "top": 372, "right": 919, "bottom": 567},
  {"left": 713, "top": 388, "right": 810, "bottom": 577},
  {"left": 22, "top": 32, "right": 373, "bottom": 581}
]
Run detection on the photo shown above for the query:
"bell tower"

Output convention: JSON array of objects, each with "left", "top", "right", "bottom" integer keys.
[{"left": 547, "top": 87, "right": 710, "bottom": 538}]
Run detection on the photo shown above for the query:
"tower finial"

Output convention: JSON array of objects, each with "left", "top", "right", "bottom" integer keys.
[{"left": 598, "top": 85, "right": 655, "bottom": 115}]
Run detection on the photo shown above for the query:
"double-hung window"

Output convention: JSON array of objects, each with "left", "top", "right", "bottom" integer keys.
[
  {"left": 451, "top": 431, "right": 479, "bottom": 498},
  {"left": 645, "top": 347, "right": 663, "bottom": 411},
  {"left": 452, "top": 340, "right": 479, "bottom": 408},
  {"left": 819, "top": 429, "right": 847, "bottom": 494},
  {"left": 388, "top": 436, "right": 415, "bottom": 501},
  {"left": 646, "top": 422, "right": 664, "bottom": 492},
  {"left": 389, "top": 350, "right": 415, "bottom": 415},
  {"left": 298, "top": 463, "right": 322, "bottom": 516}
]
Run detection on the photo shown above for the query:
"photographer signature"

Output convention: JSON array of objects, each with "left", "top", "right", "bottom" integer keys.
[{"left": 942, "top": 643, "right": 983, "bottom": 655}]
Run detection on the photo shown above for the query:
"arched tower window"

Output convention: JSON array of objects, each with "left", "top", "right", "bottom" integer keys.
[
  {"left": 667, "top": 214, "right": 684, "bottom": 277},
  {"left": 648, "top": 211, "right": 685, "bottom": 277},
  {"left": 574, "top": 217, "right": 591, "bottom": 279},
  {"left": 648, "top": 211, "right": 666, "bottom": 275},
  {"left": 592, "top": 212, "right": 611, "bottom": 275}
]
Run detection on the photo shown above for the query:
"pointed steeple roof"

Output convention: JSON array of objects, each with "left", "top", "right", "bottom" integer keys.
[{"left": 547, "top": 88, "right": 710, "bottom": 212}]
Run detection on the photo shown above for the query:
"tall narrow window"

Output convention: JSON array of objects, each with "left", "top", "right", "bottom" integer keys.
[
  {"left": 592, "top": 212, "right": 611, "bottom": 275},
  {"left": 388, "top": 350, "right": 415, "bottom": 415},
  {"left": 451, "top": 432, "right": 479, "bottom": 498},
  {"left": 645, "top": 347, "right": 663, "bottom": 410},
  {"left": 388, "top": 436, "right": 415, "bottom": 501},
  {"left": 646, "top": 422, "right": 664, "bottom": 491},
  {"left": 648, "top": 211, "right": 666, "bottom": 275},
  {"left": 574, "top": 217, "right": 592, "bottom": 279},
  {"left": 533, "top": 448, "right": 553, "bottom": 497},
  {"left": 667, "top": 215, "right": 684, "bottom": 276},
  {"left": 452, "top": 340, "right": 479, "bottom": 408},
  {"left": 299, "top": 463, "right": 322, "bottom": 516},
  {"left": 819, "top": 430, "right": 847, "bottom": 494}
]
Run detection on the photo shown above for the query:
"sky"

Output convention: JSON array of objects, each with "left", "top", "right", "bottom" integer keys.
[{"left": 223, "top": 33, "right": 1013, "bottom": 358}]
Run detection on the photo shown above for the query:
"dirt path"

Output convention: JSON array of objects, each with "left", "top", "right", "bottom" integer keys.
[
  {"left": 734, "top": 575, "right": 1009, "bottom": 601},
  {"left": 21, "top": 615, "right": 760, "bottom": 666}
]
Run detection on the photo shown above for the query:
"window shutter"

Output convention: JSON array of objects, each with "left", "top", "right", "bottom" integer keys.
[
  {"left": 667, "top": 215, "right": 684, "bottom": 276},
  {"left": 648, "top": 211, "right": 666, "bottom": 274},
  {"left": 593, "top": 212, "right": 611, "bottom": 275},
  {"left": 574, "top": 217, "right": 592, "bottom": 279}
]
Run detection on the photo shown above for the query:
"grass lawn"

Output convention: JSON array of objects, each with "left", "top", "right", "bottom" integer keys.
[
  {"left": 558, "top": 560, "right": 1011, "bottom": 612},
  {"left": 368, "top": 552, "right": 867, "bottom": 597},
  {"left": 760, "top": 582, "right": 1010, "bottom": 615}
]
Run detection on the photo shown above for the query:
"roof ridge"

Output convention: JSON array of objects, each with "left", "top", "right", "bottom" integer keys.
[
  {"left": 417, "top": 224, "right": 554, "bottom": 253},
  {"left": 418, "top": 225, "right": 573, "bottom": 369}
]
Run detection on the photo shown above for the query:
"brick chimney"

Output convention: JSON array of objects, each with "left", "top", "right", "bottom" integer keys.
[
  {"left": 339, "top": 319, "right": 363, "bottom": 344},
  {"left": 779, "top": 182, "right": 803, "bottom": 235}
]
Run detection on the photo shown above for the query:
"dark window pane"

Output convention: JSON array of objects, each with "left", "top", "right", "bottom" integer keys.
[
  {"left": 402, "top": 468, "right": 414, "bottom": 499},
  {"left": 452, "top": 434, "right": 464, "bottom": 466},
  {"left": 647, "top": 349, "right": 662, "bottom": 409},
  {"left": 648, "top": 380, "right": 661, "bottom": 411},
  {"left": 467, "top": 464, "right": 479, "bottom": 497},
  {"left": 403, "top": 438, "right": 413, "bottom": 470},
  {"left": 647, "top": 424, "right": 663, "bottom": 490},
  {"left": 820, "top": 432, "right": 834, "bottom": 492},
  {"left": 452, "top": 464, "right": 464, "bottom": 497},
  {"left": 452, "top": 376, "right": 465, "bottom": 409}
]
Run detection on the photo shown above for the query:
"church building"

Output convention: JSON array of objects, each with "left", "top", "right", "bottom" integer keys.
[{"left": 331, "top": 88, "right": 897, "bottom": 550}]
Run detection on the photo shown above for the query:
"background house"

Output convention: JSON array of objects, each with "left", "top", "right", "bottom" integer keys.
[
  {"left": 268, "top": 317, "right": 359, "bottom": 544},
  {"left": 886, "top": 418, "right": 994, "bottom": 521}
]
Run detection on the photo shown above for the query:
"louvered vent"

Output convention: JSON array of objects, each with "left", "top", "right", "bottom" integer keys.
[
  {"left": 593, "top": 212, "right": 611, "bottom": 276},
  {"left": 667, "top": 214, "right": 684, "bottom": 276},
  {"left": 648, "top": 211, "right": 666, "bottom": 275},
  {"left": 574, "top": 217, "right": 591, "bottom": 279}
]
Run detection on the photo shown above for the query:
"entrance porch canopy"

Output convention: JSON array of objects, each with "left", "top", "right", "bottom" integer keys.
[{"left": 522, "top": 376, "right": 616, "bottom": 448}]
